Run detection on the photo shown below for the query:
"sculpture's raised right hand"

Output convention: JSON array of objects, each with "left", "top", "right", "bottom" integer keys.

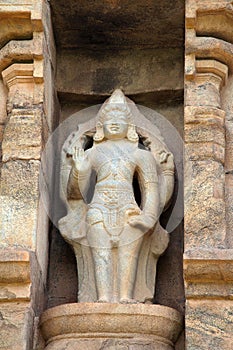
[{"left": 72, "top": 147, "right": 87, "bottom": 172}]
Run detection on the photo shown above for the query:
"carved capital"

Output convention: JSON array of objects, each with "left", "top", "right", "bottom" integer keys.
[
  {"left": 2, "top": 63, "right": 34, "bottom": 89},
  {"left": 185, "top": 57, "right": 228, "bottom": 89},
  {"left": 196, "top": 59, "right": 228, "bottom": 89},
  {"left": 2, "top": 62, "right": 43, "bottom": 109}
]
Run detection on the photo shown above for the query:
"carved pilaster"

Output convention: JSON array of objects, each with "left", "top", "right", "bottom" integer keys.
[
  {"left": 0, "top": 1, "right": 54, "bottom": 349},
  {"left": 184, "top": 2, "right": 233, "bottom": 349},
  {"left": 185, "top": 58, "right": 228, "bottom": 249},
  {"left": 2, "top": 62, "right": 43, "bottom": 111}
]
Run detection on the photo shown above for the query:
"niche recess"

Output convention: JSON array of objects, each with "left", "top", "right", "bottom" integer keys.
[{"left": 46, "top": 0, "right": 185, "bottom": 326}]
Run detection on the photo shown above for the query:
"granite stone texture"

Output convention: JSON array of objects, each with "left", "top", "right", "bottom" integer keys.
[
  {"left": 1, "top": 109, "right": 42, "bottom": 162},
  {"left": 0, "top": 159, "right": 40, "bottom": 249},
  {"left": 184, "top": 1, "right": 233, "bottom": 349},
  {"left": 0, "top": 301, "right": 32, "bottom": 350},
  {"left": 0, "top": 1, "right": 52, "bottom": 349},
  {"left": 186, "top": 300, "right": 233, "bottom": 350}
]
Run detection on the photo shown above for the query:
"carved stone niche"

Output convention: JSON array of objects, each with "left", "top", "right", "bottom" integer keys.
[{"left": 40, "top": 90, "right": 183, "bottom": 349}]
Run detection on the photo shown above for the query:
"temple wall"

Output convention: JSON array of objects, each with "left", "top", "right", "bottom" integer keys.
[{"left": 0, "top": 0, "right": 232, "bottom": 349}]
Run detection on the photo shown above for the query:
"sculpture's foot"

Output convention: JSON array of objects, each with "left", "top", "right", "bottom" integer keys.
[
  {"left": 120, "top": 298, "right": 139, "bottom": 304},
  {"left": 97, "top": 297, "right": 110, "bottom": 303},
  {"left": 143, "top": 297, "right": 153, "bottom": 304}
]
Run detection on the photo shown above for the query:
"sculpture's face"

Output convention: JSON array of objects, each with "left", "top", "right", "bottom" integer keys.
[{"left": 103, "top": 110, "right": 128, "bottom": 140}]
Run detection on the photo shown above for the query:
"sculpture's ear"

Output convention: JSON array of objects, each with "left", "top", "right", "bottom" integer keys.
[
  {"left": 127, "top": 124, "right": 139, "bottom": 142},
  {"left": 93, "top": 122, "right": 104, "bottom": 142}
]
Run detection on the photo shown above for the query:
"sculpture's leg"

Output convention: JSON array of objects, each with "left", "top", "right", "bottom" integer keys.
[
  {"left": 87, "top": 223, "right": 112, "bottom": 302},
  {"left": 118, "top": 227, "right": 143, "bottom": 302}
]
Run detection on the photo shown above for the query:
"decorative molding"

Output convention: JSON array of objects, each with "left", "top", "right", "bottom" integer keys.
[{"left": 2, "top": 63, "right": 34, "bottom": 89}]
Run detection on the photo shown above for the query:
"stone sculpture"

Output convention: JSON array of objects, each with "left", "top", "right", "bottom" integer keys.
[{"left": 59, "top": 90, "right": 174, "bottom": 303}]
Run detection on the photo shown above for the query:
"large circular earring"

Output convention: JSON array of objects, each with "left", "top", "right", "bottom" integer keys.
[
  {"left": 127, "top": 124, "right": 139, "bottom": 142},
  {"left": 93, "top": 122, "right": 104, "bottom": 142}
]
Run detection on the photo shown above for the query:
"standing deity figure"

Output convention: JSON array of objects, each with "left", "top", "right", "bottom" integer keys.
[{"left": 59, "top": 90, "right": 174, "bottom": 303}]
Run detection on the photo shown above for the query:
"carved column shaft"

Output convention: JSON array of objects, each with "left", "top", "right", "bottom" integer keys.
[
  {"left": 0, "top": 2, "right": 56, "bottom": 349},
  {"left": 184, "top": 1, "right": 233, "bottom": 349},
  {"left": 185, "top": 58, "right": 228, "bottom": 249}
]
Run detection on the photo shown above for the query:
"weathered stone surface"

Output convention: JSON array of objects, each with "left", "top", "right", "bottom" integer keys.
[
  {"left": 1, "top": 108, "right": 42, "bottom": 162},
  {"left": 185, "top": 123, "right": 224, "bottom": 146},
  {"left": 0, "top": 249, "right": 30, "bottom": 284},
  {"left": 190, "top": 0, "right": 233, "bottom": 45},
  {"left": 0, "top": 159, "right": 40, "bottom": 198},
  {"left": 184, "top": 57, "right": 227, "bottom": 251},
  {"left": 0, "top": 39, "right": 34, "bottom": 73},
  {"left": 0, "top": 249, "right": 48, "bottom": 349},
  {"left": 0, "top": 17, "right": 32, "bottom": 50},
  {"left": 184, "top": 106, "right": 225, "bottom": 164},
  {"left": 2, "top": 63, "right": 44, "bottom": 110},
  {"left": 186, "top": 300, "right": 233, "bottom": 350},
  {"left": 225, "top": 120, "right": 233, "bottom": 169},
  {"left": 185, "top": 78, "right": 221, "bottom": 108},
  {"left": 184, "top": 105, "right": 225, "bottom": 123},
  {"left": 43, "top": 54, "right": 59, "bottom": 131},
  {"left": 222, "top": 75, "right": 233, "bottom": 249},
  {"left": 0, "top": 78, "right": 7, "bottom": 159},
  {"left": 196, "top": 60, "right": 228, "bottom": 86},
  {"left": 184, "top": 4, "right": 233, "bottom": 350},
  {"left": 0, "top": 2, "right": 50, "bottom": 349},
  {"left": 56, "top": 48, "right": 183, "bottom": 96},
  {"left": 0, "top": 0, "right": 44, "bottom": 51},
  {"left": 225, "top": 175, "right": 233, "bottom": 247},
  {"left": 0, "top": 301, "right": 32, "bottom": 350},
  {"left": 50, "top": 0, "right": 184, "bottom": 50},
  {"left": 0, "top": 160, "right": 40, "bottom": 249},
  {"left": 0, "top": 78, "right": 7, "bottom": 124},
  {"left": 185, "top": 142, "right": 225, "bottom": 164},
  {"left": 184, "top": 159, "right": 226, "bottom": 249},
  {"left": 42, "top": 0, "right": 59, "bottom": 132},
  {"left": 184, "top": 248, "right": 233, "bottom": 299},
  {"left": 186, "top": 30, "right": 233, "bottom": 72},
  {"left": 44, "top": 339, "right": 172, "bottom": 350},
  {"left": 0, "top": 284, "right": 30, "bottom": 301}
]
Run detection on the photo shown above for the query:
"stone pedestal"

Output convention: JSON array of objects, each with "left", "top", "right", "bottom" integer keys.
[{"left": 40, "top": 303, "right": 182, "bottom": 350}]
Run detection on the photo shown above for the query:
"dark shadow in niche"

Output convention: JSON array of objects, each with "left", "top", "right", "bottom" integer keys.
[
  {"left": 154, "top": 171, "right": 185, "bottom": 316},
  {"left": 46, "top": 225, "right": 78, "bottom": 308},
  {"left": 93, "top": 67, "right": 120, "bottom": 95},
  {"left": 133, "top": 173, "right": 141, "bottom": 208}
]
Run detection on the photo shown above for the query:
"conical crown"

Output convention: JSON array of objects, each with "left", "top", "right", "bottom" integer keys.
[
  {"left": 98, "top": 89, "right": 133, "bottom": 123},
  {"left": 108, "top": 89, "right": 127, "bottom": 105},
  {"left": 94, "top": 89, "right": 138, "bottom": 142}
]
